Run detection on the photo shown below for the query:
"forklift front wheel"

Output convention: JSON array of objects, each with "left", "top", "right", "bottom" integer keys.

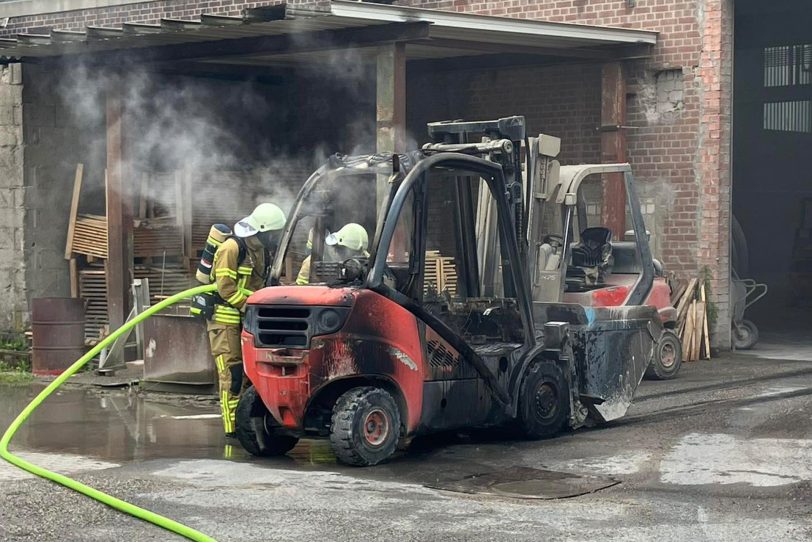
[
  {"left": 330, "top": 386, "right": 401, "bottom": 466},
  {"left": 518, "top": 361, "right": 569, "bottom": 439},
  {"left": 644, "top": 330, "right": 683, "bottom": 380},
  {"left": 235, "top": 386, "right": 299, "bottom": 457}
]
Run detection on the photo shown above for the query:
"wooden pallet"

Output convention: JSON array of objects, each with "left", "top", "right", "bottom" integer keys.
[
  {"left": 79, "top": 264, "right": 194, "bottom": 340},
  {"left": 71, "top": 214, "right": 109, "bottom": 259},
  {"left": 133, "top": 217, "right": 184, "bottom": 258},
  {"left": 425, "top": 250, "right": 458, "bottom": 296}
]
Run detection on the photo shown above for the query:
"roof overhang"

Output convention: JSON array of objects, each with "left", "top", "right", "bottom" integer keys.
[{"left": 0, "top": 1, "right": 657, "bottom": 65}]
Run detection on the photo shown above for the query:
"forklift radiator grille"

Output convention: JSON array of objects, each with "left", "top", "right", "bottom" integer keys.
[
  {"left": 255, "top": 307, "right": 311, "bottom": 348},
  {"left": 427, "top": 339, "right": 458, "bottom": 368}
]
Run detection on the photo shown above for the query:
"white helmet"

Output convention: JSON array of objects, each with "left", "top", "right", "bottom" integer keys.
[
  {"left": 325, "top": 223, "right": 368, "bottom": 252},
  {"left": 234, "top": 203, "right": 286, "bottom": 238}
]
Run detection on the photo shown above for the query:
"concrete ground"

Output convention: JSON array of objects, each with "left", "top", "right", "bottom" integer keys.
[{"left": 2, "top": 348, "right": 812, "bottom": 541}]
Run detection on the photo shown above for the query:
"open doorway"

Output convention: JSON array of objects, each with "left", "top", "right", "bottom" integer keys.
[{"left": 733, "top": 0, "right": 812, "bottom": 355}]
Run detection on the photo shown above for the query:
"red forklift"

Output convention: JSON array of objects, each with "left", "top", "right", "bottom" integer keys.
[{"left": 237, "top": 117, "right": 665, "bottom": 466}]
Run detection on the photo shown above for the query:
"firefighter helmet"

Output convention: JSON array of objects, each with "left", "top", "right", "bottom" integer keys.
[
  {"left": 325, "top": 223, "right": 368, "bottom": 252},
  {"left": 234, "top": 203, "right": 286, "bottom": 238}
]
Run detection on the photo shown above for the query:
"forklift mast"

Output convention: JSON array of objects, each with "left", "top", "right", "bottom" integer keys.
[{"left": 425, "top": 116, "right": 528, "bottom": 260}]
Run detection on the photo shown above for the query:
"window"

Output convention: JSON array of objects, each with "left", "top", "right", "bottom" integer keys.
[
  {"left": 764, "top": 44, "right": 811, "bottom": 88},
  {"left": 763, "top": 100, "right": 812, "bottom": 133}
]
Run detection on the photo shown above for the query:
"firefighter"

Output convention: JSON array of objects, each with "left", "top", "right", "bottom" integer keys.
[
  {"left": 296, "top": 223, "right": 368, "bottom": 285},
  {"left": 209, "top": 202, "right": 286, "bottom": 438}
]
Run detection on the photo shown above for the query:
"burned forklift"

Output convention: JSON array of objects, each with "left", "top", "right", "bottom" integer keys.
[{"left": 237, "top": 116, "right": 663, "bottom": 466}]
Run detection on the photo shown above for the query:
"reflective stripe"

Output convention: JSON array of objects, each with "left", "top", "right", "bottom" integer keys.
[
  {"left": 237, "top": 266, "right": 253, "bottom": 275},
  {"left": 214, "top": 316, "right": 241, "bottom": 325},
  {"left": 215, "top": 305, "right": 240, "bottom": 316},
  {"left": 296, "top": 276, "right": 309, "bottom": 285},
  {"left": 215, "top": 268, "right": 238, "bottom": 279},
  {"left": 207, "top": 236, "right": 223, "bottom": 247},
  {"left": 227, "top": 291, "right": 246, "bottom": 306},
  {"left": 215, "top": 355, "right": 225, "bottom": 373}
]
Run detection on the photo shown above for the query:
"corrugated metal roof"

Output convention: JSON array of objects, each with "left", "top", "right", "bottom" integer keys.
[{"left": 0, "top": 1, "right": 657, "bottom": 62}]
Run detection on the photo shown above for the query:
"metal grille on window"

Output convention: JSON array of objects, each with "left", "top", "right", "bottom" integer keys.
[
  {"left": 764, "top": 44, "right": 811, "bottom": 88},
  {"left": 763, "top": 101, "right": 812, "bottom": 133}
]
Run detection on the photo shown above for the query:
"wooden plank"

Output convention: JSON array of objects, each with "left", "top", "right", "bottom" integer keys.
[
  {"left": 676, "top": 278, "right": 697, "bottom": 324},
  {"left": 701, "top": 284, "right": 711, "bottom": 360},
  {"left": 682, "top": 300, "right": 695, "bottom": 361},
  {"left": 693, "top": 301, "right": 705, "bottom": 362},
  {"left": 64, "top": 163, "right": 84, "bottom": 259},
  {"left": 69, "top": 258, "right": 78, "bottom": 298}
]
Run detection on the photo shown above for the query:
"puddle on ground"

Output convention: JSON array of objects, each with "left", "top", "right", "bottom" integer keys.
[
  {"left": 0, "top": 383, "right": 228, "bottom": 463},
  {"left": 1, "top": 383, "right": 619, "bottom": 499},
  {"left": 426, "top": 466, "right": 619, "bottom": 499}
]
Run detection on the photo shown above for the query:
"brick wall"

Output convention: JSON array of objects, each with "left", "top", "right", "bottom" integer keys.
[
  {"left": 404, "top": 0, "right": 733, "bottom": 345},
  {"left": 0, "top": 0, "right": 320, "bottom": 35}
]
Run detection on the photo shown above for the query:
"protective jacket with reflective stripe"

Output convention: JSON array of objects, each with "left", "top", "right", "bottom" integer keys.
[{"left": 211, "top": 237, "right": 268, "bottom": 324}]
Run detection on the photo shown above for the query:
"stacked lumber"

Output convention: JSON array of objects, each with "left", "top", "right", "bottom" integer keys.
[
  {"left": 79, "top": 264, "right": 194, "bottom": 341},
  {"left": 71, "top": 214, "right": 109, "bottom": 259},
  {"left": 674, "top": 278, "right": 712, "bottom": 362},
  {"left": 133, "top": 217, "right": 184, "bottom": 258},
  {"left": 78, "top": 268, "right": 108, "bottom": 340},
  {"left": 425, "top": 250, "right": 458, "bottom": 297}
]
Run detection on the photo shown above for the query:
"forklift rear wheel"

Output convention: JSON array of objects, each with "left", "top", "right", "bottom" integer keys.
[
  {"left": 519, "top": 361, "right": 569, "bottom": 439},
  {"left": 733, "top": 319, "right": 759, "bottom": 350},
  {"left": 330, "top": 386, "right": 401, "bottom": 466},
  {"left": 235, "top": 386, "right": 299, "bottom": 457},
  {"left": 644, "top": 330, "right": 683, "bottom": 380}
]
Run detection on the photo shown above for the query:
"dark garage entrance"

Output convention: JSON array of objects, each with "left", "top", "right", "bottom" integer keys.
[{"left": 733, "top": 0, "right": 812, "bottom": 353}]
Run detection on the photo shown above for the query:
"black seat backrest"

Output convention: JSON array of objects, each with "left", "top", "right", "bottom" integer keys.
[{"left": 571, "top": 227, "right": 612, "bottom": 268}]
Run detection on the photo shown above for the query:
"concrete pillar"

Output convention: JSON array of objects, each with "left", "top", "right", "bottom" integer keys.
[
  {"left": 376, "top": 42, "right": 406, "bottom": 204},
  {"left": 106, "top": 89, "right": 133, "bottom": 330},
  {"left": 0, "top": 64, "right": 27, "bottom": 333}
]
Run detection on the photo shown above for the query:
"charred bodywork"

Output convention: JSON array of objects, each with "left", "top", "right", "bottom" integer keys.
[{"left": 238, "top": 116, "right": 661, "bottom": 465}]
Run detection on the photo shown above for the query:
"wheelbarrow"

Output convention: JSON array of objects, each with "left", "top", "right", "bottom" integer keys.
[{"left": 731, "top": 269, "right": 768, "bottom": 350}]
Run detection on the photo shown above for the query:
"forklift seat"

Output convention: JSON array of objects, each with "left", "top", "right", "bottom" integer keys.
[
  {"left": 566, "top": 227, "right": 613, "bottom": 291},
  {"left": 571, "top": 227, "right": 613, "bottom": 268}
]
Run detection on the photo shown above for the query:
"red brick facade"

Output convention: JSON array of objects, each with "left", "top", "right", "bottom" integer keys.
[
  {"left": 404, "top": 0, "right": 733, "bottom": 343},
  {"left": 0, "top": 0, "right": 734, "bottom": 343}
]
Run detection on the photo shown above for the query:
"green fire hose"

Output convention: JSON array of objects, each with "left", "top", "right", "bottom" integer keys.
[{"left": 0, "top": 284, "right": 219, "bottom": 542}]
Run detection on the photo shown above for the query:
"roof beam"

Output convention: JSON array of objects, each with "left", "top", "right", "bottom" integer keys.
[
  {"left": 60, "top": 21, "right": 431, "bottom": 65},
  {"left": 422, "top": 37, "right": 616, "bottom": 60}
]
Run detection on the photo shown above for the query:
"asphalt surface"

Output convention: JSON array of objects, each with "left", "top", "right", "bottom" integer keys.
[{"left": 2, "top": 346, "right": 812, "bottom": 541}]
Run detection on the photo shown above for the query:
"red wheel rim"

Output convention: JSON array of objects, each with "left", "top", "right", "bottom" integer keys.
[{"left": 363, "top": 408, "right": 389, "bottom": 447}]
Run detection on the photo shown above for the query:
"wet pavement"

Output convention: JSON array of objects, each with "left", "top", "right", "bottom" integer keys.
[{"left": 2, "top": 351, "right": 812, "bottom": 541}]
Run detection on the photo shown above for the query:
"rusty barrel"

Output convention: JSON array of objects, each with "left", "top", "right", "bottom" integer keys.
[{"left": 31, "top": 297, "right": 86, "bottom": 376}]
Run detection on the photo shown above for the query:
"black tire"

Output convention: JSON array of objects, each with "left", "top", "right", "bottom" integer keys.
[
  {"left": 644, "top": 330, "right": 683, "bottom": 380},
  {"left": 235, "top": 386, "right": 298, "bottom": 457},
  {"left": 733, "top": 319, "right": 759, "bottom": 350},
  {"left": 330, "top": 386, "right": 401, "bottom": 467},
  {"left": 518, "top": 361, "right": 570, "bottom": 439}
]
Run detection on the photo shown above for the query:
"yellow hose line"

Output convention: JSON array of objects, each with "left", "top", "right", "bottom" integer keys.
[{"left": 0, "top": 284, "right": 219, "bottom": 542}]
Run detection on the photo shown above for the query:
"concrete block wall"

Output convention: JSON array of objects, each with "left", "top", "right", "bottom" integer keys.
[
  {"left": 0, "top": 64, "right": 27, "bottom": 332},
  {"left": 22, "top": 64, "right": 95, "bottom": 313}
]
